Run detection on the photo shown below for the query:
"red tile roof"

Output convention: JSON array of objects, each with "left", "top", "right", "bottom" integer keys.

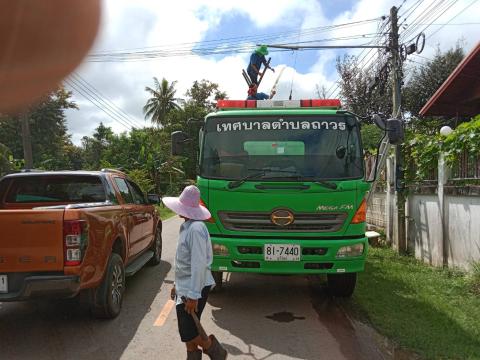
[{"left": 419, "top": 42, "right": 480, "bottom": 117}]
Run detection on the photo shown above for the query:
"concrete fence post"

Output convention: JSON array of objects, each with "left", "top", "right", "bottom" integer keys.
[
  {"left": 438, "top": 153, "right": 451, "bottom": 267},
  {"left": 386, "top": 155, "right": 395, "bottom": 245}
]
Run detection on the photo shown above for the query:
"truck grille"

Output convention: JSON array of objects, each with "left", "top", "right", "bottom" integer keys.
[{"left": 218, "top": 211, "right": 347, "bottom": 233}]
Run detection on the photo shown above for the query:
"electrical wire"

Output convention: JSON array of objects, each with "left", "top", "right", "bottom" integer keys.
[
  {"left": 86, "top": 18, "right": 383, "bottom": 62},
  {"left": 426, "top": 0, "right": 479, "bottom": 39},
  {"left": 70, "top": 73, "right": 143, "bottom": 128},
  {"left": 64, "top": 79, "right": 136, "bottom": 131}
]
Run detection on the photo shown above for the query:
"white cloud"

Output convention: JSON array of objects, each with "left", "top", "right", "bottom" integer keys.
[{"left": 65, "top": 0, "right": 480, "bottom": 144}]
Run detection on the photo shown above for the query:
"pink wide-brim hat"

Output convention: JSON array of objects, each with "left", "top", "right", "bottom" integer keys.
[{"left": 162, "top": 185, "right": 211, "bottom": 221}]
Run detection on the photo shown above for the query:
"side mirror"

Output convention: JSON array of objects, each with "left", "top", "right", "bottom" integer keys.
[
  {"left": 336, "top": 145, "right": 346, "bottom": 159},
  {"left": 171, "top": 131, "right": 189, "bottom": 156},
  {"left": 372, "top": 114, "right": 386, "bottom": 130},
  {"left": 147, "top": 194, "right": 161, "bottom": 204},
  {"left": 386, "top": 119, "right": 404, "bottom": 145}
]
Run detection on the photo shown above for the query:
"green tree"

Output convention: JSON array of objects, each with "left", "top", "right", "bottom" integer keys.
[
  {"left": 0, "top": 87, "right": 78, "bottom": 170},
  {"left": 81, "top": 123, "right": 115, "bottom": 170},
  {"left": 361, "top": 123, "right": 384, "bottom": 152},
  {"left": 403, "top": 45, "right": 464, "bottom": 118},
  {"left": 178, "top": 80, "right": 227, "bottom": 179},
  {"left": 185, "top": 79, "right": 227, "bottom": 112},
  {"left": 143, "top": 77, "right": 181, "bottom": 127},
  {"left": 336, "top": 54, "right": 392, "bottom": 118}
]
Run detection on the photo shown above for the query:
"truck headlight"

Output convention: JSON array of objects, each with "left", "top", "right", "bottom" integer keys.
[
  {"left": 213, "top": 244, "right": 229, "bottom": 256},
  {"left": 336, "top": 244, "right": 364, "bottom": 258}
]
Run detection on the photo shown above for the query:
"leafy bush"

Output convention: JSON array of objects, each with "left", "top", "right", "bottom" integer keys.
[{"left": 404, "top": 115, "right": 480, "bottom": 182}]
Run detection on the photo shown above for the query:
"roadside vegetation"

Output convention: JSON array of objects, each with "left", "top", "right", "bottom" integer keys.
[
  {"left": 0, "top": 79, "right": 226, "bottom": 198},
  {"left": 346, "top": 247, "right": 480, "bottom": 359},
  {"left": 157, "top": 204, "right": 176, "bottom": 220}
]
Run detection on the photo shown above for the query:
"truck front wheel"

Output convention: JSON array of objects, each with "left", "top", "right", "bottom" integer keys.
[
  {"left": 327, "top": 273, "right": 357, "bottom": 297},
  {"left": 90, "top": 253, "right": 125, "bottom": 318}
]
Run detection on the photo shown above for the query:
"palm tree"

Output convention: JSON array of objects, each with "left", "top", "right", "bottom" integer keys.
[{"left": 143, "top": 77, "right": 181, "bottom": 127}]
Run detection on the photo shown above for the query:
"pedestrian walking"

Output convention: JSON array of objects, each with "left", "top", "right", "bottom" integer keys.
[
  {"left": 163, "top": 185, "right": 228, "bottom": 360},
  {"left": 247, "top": 45, "right": 274, "bottom": 85}
]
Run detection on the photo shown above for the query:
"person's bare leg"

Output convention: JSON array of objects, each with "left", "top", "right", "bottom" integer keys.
[
  {"left": 189, "top": 335, "right": 212, "bottom": 350},
  {"left": 186, "top": 341, "right": 203, "bottom": 359}
]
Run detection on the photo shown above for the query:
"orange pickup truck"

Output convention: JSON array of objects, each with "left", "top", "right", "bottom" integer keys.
[{"left": 0, "top": 169, "right": 162, "bottom": 318}]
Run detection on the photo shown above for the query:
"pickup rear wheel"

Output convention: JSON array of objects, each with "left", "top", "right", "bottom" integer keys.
[
  {"left": 91, "top": 253, "right": 125, "bottom": 319},
  {"left": 327, "top": 273, "right": 357, "bottom": 297},
  {"left": 148, "top": 228, "right": 162, "bottom": 266}
]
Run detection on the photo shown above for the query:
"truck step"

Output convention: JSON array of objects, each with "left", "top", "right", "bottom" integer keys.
[{"left": 125, "top": 250, "right": 154, "bottom": 277}]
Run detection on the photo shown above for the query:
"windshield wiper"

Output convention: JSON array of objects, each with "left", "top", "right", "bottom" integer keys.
[
  {"left": 227, "top": 171, "right": 267, "bottom": 189},
  {"left": 228, "top": 167, "right": 301, "bottom": 189},
  {"left": 313, "top": 180, "right": 338, "bottom": 190},
  {"left": 299, "top": 176, "right": 338, "bottom": 190}
]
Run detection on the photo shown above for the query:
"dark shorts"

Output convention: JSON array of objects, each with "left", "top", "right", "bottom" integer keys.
[
  {"left": 247, "top": 69, "right": 258, "bottom": 85},
  {"left": 176, "top": 286, "right": 211, "bottom": 342}
]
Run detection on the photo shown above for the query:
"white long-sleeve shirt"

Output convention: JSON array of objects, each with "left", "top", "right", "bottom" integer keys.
[{"left": 174, "top": 220, "right": 215, "bottom": 304}]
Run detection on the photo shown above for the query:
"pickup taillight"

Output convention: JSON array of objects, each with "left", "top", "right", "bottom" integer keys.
[{"left": 63, "top": 220, "right": 88, "bottom": 266}]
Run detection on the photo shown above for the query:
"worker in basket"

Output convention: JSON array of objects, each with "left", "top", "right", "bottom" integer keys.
[{"left": 247, "top": 45, "right": 274, "bottom": 85}]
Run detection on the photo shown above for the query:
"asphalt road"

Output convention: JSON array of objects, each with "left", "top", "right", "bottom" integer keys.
[{"left": 0, "top": 217, "right": 384, "bottom": 360}]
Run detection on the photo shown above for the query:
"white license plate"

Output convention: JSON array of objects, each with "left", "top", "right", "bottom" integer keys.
[
  {"left": 0, "top": 275, "right": 7, "bottom": 293},
  {"left": 264, "top": 244, "right": 301, "bottom": 261}
]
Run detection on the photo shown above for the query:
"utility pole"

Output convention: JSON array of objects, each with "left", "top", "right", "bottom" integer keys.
[
  {"left": 20, "top": 111, "right": 33, "bottom": 169},
  {"left": 390, "top": 6, "right": 407, "bottom": 252}
]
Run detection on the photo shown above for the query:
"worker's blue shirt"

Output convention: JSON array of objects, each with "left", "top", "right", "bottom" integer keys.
[
  {"left": 174, "top": 220, "right": 215, "bottom": 304},
  {"left": 247, "top": 52, "right": 266, "bottom": 74},
  {"left": 247, "top": 92, "right": 270, "bottom": 100}
]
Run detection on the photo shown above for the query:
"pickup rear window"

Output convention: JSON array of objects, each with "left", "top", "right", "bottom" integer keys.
[{"left": 4, "top": 176, "right": 107, "bottom": 203}]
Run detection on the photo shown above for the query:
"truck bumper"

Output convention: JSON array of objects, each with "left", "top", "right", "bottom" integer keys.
[
  {"left": 0, "top": 273, "right": 80, "bottom": 301},
  {"left": 210, "top": 236, "right": 368, "bottom": 275}
]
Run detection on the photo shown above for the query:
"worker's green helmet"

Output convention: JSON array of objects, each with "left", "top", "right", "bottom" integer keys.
[{"left": 256, "top": 45, "right": 269, "bottom": 56}]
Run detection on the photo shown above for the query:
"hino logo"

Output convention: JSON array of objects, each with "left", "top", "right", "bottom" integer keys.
[{"left": 270, "top": 209, "right": 295, "bottom": 226}]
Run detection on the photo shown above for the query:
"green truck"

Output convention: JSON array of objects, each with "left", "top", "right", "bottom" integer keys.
[{"left": 173, "top": 98, "right": 373, "bottom": 296}]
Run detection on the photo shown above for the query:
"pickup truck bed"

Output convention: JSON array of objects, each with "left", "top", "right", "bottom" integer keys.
[{"left": 0, "top": 170, "right": 162, "bottom": 318}]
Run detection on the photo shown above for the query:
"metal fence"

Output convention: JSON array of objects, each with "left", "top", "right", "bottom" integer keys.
[{"left": 451, "top": 150, "right": 480, "bottom": 180}]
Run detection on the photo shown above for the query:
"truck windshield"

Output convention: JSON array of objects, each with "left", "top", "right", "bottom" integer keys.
[
  {"left": 4, "top": 175, "right": 107, "bottom": 203},
  {"left": 200, "top": 115, "right": 363, "bottom": 181}
]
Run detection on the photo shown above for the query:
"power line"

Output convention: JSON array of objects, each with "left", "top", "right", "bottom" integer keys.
[
  {"left": 407, "top": 0, "right": 459, "bottom": 42},
  {"left": 91, "top": 18, "right": 381, "bottom": 55},
  {"left": 70, "top": 73, "right": 143, "bottom": 128},
  {"left": 64, "top": 78, "right": 134, "bottom": 131},
  {"left": 426, "top": 0, "right": 479, "bottom": 39},
  {"left": 326, "top": 16, "right": 391, "bottom": 98},
  {"left": 401, "top": 0, "right": 459, "bottom": 43},
  {"left": 86, "top": 18, "right": 383, "bottom": 62},
  {"left": 399, "top": 0, "right": 449, "bottom": 41}
]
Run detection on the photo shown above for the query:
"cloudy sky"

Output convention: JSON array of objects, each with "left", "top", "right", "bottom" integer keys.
[{"left": 65, "top": 0, "right": 480, "bottom": 144}]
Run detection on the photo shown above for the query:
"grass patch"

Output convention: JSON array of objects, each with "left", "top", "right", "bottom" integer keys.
[
  {"left": 346, "top": 247, "right": 480, "bottom": 359},
  {"left": 156, "top": 204, "right": 176, "bottom": 220}
]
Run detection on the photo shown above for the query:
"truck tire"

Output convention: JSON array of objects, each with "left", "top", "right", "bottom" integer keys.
[
  {"left": 327, "top": 273, "right": 357, "bottom": 297},
  {"left": 212, "top": 271, "right": 223, "bottom": 291},
  {"left": 91, "top": 253, "right": 125, "bottom": 319},
  {"left": 148, "top": 228, "right": 162, "bottom": 266}
]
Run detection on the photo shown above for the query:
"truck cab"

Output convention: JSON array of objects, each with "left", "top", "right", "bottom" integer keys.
[{"left": 173, "top": 99, "right": 370, "bottom": 296}]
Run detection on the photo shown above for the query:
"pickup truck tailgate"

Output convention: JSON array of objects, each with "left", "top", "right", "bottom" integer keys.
[{"left": 0, "top": 210, "right": 65, "bottom": 272}]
